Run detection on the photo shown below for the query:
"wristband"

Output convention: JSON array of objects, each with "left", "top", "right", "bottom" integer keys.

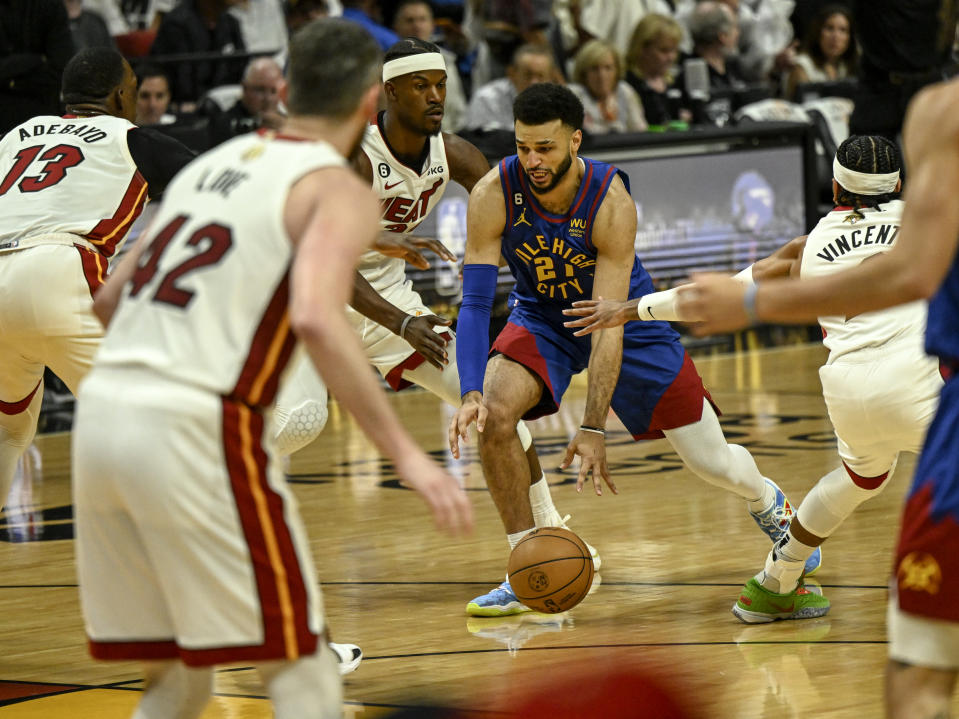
[
  {"left": 743, "top": 283, "right": 760, "bottom": 325},
  {"left": 399, "top": 314, "right": 414, "bottom": 339},
  {"left": 579, "top": 425, "right": 605, "bottom": 436}
]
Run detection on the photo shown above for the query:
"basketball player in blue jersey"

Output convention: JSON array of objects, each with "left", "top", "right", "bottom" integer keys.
[
  {"left": 449, "top": 82, "right": 820, "bottom": 615},
  {"left": 679, "top": 77, "right": 959, "bottom": 718}
]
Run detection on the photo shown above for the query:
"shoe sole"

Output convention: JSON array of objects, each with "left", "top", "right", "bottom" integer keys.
[
  {"left": 731, "top": 602, "right": 830, "bottom": 624},
  {"left": 466, "top": 601, "right": 532, "bottom": 617},
  {"left": 804, "top": 546, "right": 822, "bottom": 576}
]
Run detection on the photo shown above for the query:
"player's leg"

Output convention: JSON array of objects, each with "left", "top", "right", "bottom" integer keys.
[
  {"left": 401, "top": 340, "right": 600, "bottom": 565},
  {"left": 885, "top": 659, "right": 957, "bottom": 719},
  {"left": 0, "top": 368, "right": 43, "bottom": 511},
  {"left": 274, "top": 352, "right": 329, "bottom": 456},
  {"left": 132, "top": 662, "right": 213, "bottom": 719},
  {"left": 256, "top": 642, "right": 342, "bottom": 719}
]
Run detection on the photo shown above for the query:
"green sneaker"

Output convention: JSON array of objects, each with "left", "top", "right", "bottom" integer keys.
[{"left": 732, "top": 577, "right": 830, "bottom": 624}]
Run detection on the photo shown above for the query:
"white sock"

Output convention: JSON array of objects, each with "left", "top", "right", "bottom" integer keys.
[
  {"left": 746, "top": 479, "right": 776, "bottom": 515},
  {"left": 757, "top": 534, "right": 815, "bottom": 594},
  {"left": 529, "top": 475, "right": 564, "bottom": 527},
  {"left": 508, "top": 527, "right": 535, "bottom": 549}
]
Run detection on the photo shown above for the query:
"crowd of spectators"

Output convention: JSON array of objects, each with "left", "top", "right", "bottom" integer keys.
[{"left": 1, "top": 0, "right": 957, "bottom": 151}]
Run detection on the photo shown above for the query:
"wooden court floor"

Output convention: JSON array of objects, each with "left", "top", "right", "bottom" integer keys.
[{"left": 0, "top": 342, "right": 953, "bottom": 717}]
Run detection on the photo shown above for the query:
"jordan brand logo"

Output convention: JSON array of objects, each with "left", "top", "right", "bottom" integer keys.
[{"left": 513, "top": 207, "right": 532, "bottom": 227}]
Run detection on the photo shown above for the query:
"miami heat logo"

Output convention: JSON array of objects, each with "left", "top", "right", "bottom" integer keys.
[
  {"left": 381, "top": 178, "right": 444, "bottom": 233},
  {"left": 897, "top": 552, "right": 942, "bottom": 595}
]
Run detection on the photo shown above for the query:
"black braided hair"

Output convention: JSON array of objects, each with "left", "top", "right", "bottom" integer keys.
[
  {"left": 384, "top": 37, "right": 444, "bottom": 64},
  {"left": 834, "top": 135, "right": 902, "bottom": 217}
]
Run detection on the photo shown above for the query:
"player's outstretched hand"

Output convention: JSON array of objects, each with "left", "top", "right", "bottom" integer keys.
[
  {"left": 403, "top": 314, "right": 452, "bottom": 369},
  {"left": 562, "top": 296, "right": 630, "bottom": 336},
  {"left": 676, "top": 273, "right": 750, "bottom": 336},
  {"left": 374, "top": 233, "right": 457, "bottom": 269},
  {"left": 396, "top": 451, "right": 473, "bottom": 536},
  {"left": 560, "top": 430, "right": 617, "bottom": 496},
  {"left": 448, "top": 391, "right": 486, "bottom": 460}
]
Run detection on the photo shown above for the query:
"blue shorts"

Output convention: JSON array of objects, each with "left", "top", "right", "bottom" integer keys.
[
  {"left": 491, "top": 307, "right": 716, "bottom": 439},
  {"left": 895, "top": 370, "right": 959, "bottom": 622}
]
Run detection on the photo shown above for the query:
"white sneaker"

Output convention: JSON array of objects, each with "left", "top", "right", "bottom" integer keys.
[{"left": 328, "top": 641, "right": 362, "bottom": 675}]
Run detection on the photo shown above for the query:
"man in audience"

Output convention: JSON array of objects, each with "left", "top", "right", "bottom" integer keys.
[
  {"left": 342, "top": 0, "right": 399, "bottom": 50},
  {"left": 207, "top": 56, "right": 285, "bottom": 147},
  {"left": 135, "top": 64, "right": 177, "bottom": 125},
  {"left": 464, "top": 43, "right": 556, "bottom": 133}
]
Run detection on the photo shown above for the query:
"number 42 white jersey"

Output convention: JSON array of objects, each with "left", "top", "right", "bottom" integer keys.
[{"left": 94, "top": 131, "right": 346, "bottom": 406}]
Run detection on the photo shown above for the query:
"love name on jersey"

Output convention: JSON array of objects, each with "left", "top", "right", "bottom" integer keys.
[
  {"left": 194, "top": 167, "right": 250, "bottom": 198},
  {"left": 19, "top": 122, "right": 107, "bottom": 144},
  {"left": 815, "top": 223, "right": 899, "bottom": 262},
  {"left": 513, "top": 233, "right": 595, "bottom": 300},
  {"left": 380, "top": 177, "right": 443, "bottom": 232}
]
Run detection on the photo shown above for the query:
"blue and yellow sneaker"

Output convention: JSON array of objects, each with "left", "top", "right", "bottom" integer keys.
[
  {"left": 749, "top": 479, "right": 822, "bottom": 576},
  {"left": 466, "top": 581, "right": 530, "bottom": 617}
]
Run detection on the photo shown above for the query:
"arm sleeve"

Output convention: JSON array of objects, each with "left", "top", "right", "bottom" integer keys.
[
  {"left": 456, "top": 263, "right": 499, "bottom": 396},
  {"left": 126, "top": 127, "right": 198, "bottom": 200}
]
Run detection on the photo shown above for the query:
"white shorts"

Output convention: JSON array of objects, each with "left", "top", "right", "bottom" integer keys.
[
  {"left": 74, "top": 368, "right": 325, "bottom": 667},
  {"left": 819, "top": 342, "right": 943, "bottom": 477},
  {"left": 345, "top": 276, "right": 452, "bottom": 386},
  {"left": 888, "top": 586, "right": 959, "bottom": 670},
  {"left": 0, "top": 243, "right": 105, "bottom": 402}
]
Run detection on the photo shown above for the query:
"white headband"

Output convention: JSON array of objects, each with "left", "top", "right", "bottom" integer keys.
[
  {"left": 382, "top": 53, "right": 446, "bottom": 82},
  {"left": 833, "top": 157, "right": 900, "bottom": 195}
]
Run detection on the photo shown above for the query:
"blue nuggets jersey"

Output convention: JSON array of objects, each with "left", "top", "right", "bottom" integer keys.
[
  {"left": 498, "top": 155, "right": 663, "bottom": 325},
  {"left": 492, "top": 155, "right": 709, "bottom": 436},
  {"left": 926, "top": 257, "right": 959, "bottom": 362}
]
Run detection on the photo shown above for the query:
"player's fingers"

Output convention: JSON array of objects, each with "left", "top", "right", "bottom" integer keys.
[
  {"left": 447, "top": 421, "right": 461, "bottom": 458},
  {"left": 601, "top": 461, "right": 617, "bottom": 494},
  {"left": 403, "top": 248, "right": 430, "bottom": 270},
  {"left": 560, "top": 443, "right": 576, "bottom": 472},
  {"left": 571, "top": 320, "right": 602, "bottom": 337},
  {"left": 561, "top": 307, "right": 592, "bottom": 318},
  {"left": 424, "top": 314, "right": 453, "bottom": 328},
  {"left": 476, "top": 404, "right": 487, "bottom": 433},
  {"left": 579, "top": 462, "right": 596, "bottom": 496},
  {"left": 422, "top": 238, "right": 457, "bottom": 262}
]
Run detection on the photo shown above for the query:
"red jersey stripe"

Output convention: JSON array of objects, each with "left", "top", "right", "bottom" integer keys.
[{"left": 85, "top": 170, "right": 148, "bottom": 257}]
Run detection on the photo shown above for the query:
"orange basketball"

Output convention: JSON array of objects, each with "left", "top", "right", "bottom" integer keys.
[{"left": 507, "top": 527, "right": 594, "bottom": 613}]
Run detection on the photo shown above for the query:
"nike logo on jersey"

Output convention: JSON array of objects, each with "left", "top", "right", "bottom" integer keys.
[{"left": 384, "top": 180, "right": 403, "bottom": 190}]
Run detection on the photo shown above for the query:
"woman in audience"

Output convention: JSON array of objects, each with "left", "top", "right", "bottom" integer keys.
[
  {"left": 785, "top": 4, "right": 858, "bottom": 100},
  {"left": 625, "top": 13, "right": 689, "bottom": 127},
  {"left": 570, "top": 38, "right": 647, "bottom": 134}
]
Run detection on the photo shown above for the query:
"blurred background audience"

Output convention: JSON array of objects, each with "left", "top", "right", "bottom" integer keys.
[{"left": 570, "top": 38, "right": 647, "bottom": 134}]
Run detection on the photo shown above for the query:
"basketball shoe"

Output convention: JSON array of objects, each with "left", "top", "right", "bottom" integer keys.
[
  {"left": 732, "top": 577, "right": 830, "bottom": 624},
  {"left": 467, "top": 521, "right": 600, "bottom": 617},
  {"left": 329, "top": 642, "right": 362, "bottom": 675},
  {"left": 749, "top": 479, "right": 822, "bottom": 575}
]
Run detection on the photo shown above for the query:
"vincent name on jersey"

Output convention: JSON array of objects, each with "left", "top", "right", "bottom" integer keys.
[
  {"left": 512, "top": 233, "right": 596, "bottom": 300},
  {"left": 18, "top": 122, "right": 108, "bottom": 144},
  {"left": 814, "top": 222, "right": 899, "bottom": 262}
]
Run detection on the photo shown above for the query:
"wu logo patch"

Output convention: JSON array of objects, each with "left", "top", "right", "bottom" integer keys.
[{"left": 513, "top": 207, "right": 532, "bottom": 227}]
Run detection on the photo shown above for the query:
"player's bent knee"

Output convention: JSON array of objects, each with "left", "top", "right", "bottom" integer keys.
[{"left": 274, "top": 400, "right": 329, "bottom": 457}]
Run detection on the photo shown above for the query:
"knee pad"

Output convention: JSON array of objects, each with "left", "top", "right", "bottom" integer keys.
[
  {"left": 274, "top": 400, "right": 329, "bottom": 457},
  {"left": 797, "top": 462, "right": 896, "bottom": 538}
]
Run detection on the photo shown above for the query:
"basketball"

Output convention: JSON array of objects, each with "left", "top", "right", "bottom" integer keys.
[{"left": 507, "top": 527, "right": 595, "bottom": 613}]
